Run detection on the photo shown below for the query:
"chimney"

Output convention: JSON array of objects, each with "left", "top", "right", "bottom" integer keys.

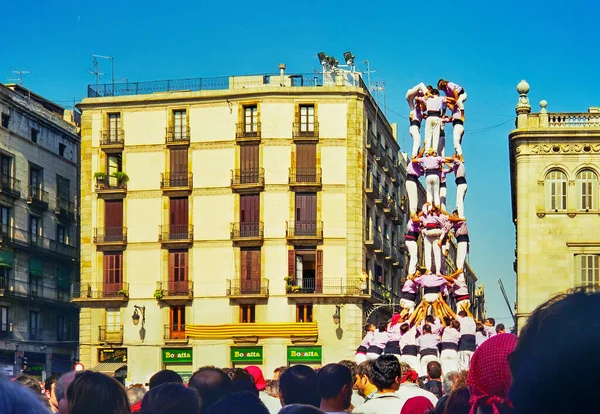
[{"left": 279, "top": 64, "right": 286, "bottom": 86}]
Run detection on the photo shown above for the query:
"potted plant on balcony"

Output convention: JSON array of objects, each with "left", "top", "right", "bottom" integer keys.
[
  {"left": 112, "top": 172, "right": 129, "bottom": 187},
  {"left": 116, "top": 288, "right": 129, "bottom": 297},
  {"left": 284, "top": 275, "right": 300, "bottom": 294},
  {"left": 154, "top": 289, "right": 164, "bottom": 300},
  {"left": 94, "top": 172, "right": 107, "bottom": 189}
]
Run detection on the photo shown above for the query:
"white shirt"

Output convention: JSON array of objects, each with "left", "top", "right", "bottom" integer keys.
[
  {"left": 441, "top": 327, "right": 461, "bottom": 344},
  {"left": 352, "top": 392, "right": 403, "bottom": 414},
  {"left": 476, "top": 331, "right": 488, "bottom": 347},
  {"left": 397, "top": 383, "right": 438, "bottom": 409},
  {"left": 456, "top": 315, "right": 476, "bottom": 335},
  {"left": 400, "top": 326, "right": 417, "bottom": 348},
  {"left": 417, "top": 333, "right": 440, "bottom": 351},
  {"left": 454, "top": 274, "right": 469, "bottom": 296},
  {"left": 351, "top": 390, "right": 365, "bottom": 410},
  {"left": 258, "top": 391, "right": 280, "bottom": 414}
]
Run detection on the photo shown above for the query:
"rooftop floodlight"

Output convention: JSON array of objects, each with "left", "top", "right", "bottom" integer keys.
[
  {"left": 344, "top": 51, "right": 355, "bottom": 66},
  {"left": 317, "top": 52, "right": 327, "bottom": 65},
  {"left": 327, "top": 56, "right": 339, "bottom": 69}
]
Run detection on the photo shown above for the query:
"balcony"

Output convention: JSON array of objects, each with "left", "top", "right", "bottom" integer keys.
[
  {"left": 230, "top": 168, "right": 265, "bottom": 193},
  {"left": 159, "top": 224, "right": 193, "bottom": 248},
  {"left": 29, "top": 234, "right": 78, "bottom": 261},
  {"left": 366, "top": 131, "right": 379, "bottom": 156},
  {"left": 236, "top": 122, "right": 261, "bottom": 143},
  {"left": 286, "top": 221, "right": 323, "bottom": 246},
  {"left": 156, "top": 280, "right": 193, "bottom": 304},
  {"left": 165, "top": 126, "right": 190, "bottom": 146},
  {"left": 230, "top": 222, "right": 264, "bottom": 246},
  {"left": 94, "top": 227, "right": 127, "bottom": 249},
  {"left": 55, "top": 198, "right": 76, "bottom": 222},
  {"left": 292, "top": 122, "right": 319, "bottom": 141},
  {"left": 160, "top": 172, "right": 193, "bottom": 195},
  {"left": 289, "top": 168, "right": 322, "bottom": 191},
  {"left": 100, "top": 130, "right": 124, "bottom": 152},
  {"left": 286, "top": 278, "right": 365, "bottom": 297},
  {"left": 383, "top": 199, "right": 398, "bottom": 218},
  {"left": 365, "top": 231, "right": 382, "bottom": 251},
  {"left": 95, "top": 175, "right": 127, "bottom": 199},
  {"left": 164, "top": 324, "right": 188, "bottom": 345},
  {"left": 98, "top": 325, "right": 124, "bottom": 344},
  {"left": 383, "top": 239, "right": 392, "bottom": 261},
  {"left": 71, "top": 282, "right": 129, "bottom": 305},
  {"left": 392, "top": 247, "right": 403, "bottom": 267},
  {"left": 226, "top": 278, "right": 269, "bottom": 299},
  {"left": 27, "top": 187, "right": 49, "bottom": 211},
  {"left": 365, "top": 178, "right": 380, "bottom": 200},
  {"left": 0, "top": 175, "right": 20, "bottom": 199},
  {"left": 0, "top": 277, "right": 74, "bottom": 307},
  {"left": 370, "top": 281, "right": 392, "bottom": 303}
]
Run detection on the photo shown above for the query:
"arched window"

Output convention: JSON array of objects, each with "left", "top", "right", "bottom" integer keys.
[
  {"left": 576, "top": 169, "right": 598, "bottom": 211},
  {"left": 545, "top": 170, "right": 567, "bottom": 211}
]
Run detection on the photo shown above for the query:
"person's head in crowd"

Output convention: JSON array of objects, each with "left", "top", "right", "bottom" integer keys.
[
  {"left": 225, "top": 368, "right": 258, "bottom": 395},
  {"left": 425, "top": 361, "right": 443, "bottom": 399},
  {"left": 66, "top": 371, "right": 130, "bottom": 414},
  {"left": 204, "top": 391, "right": 269, "bottom": 414},
  {"left": 126, "top": 384, "right": 146, "bottom": 412},
  {"left": 509, "top": 289, "right": 600, "bottom": 414},
  {"left": 442, "top": 372, "right": 460, "bottom": 395},
  {"left": 364, "top": 323, "right": 376, "bottom": 333},
  {"left": 148, "top": 370, "right": 183, "bottom": 389},
  {"left": 245, "top": 366, "right": 267, "bottom": 393},
  {"left": 371, "top": 355, "right": 401, "bottom": 392},
  {"left": 317, "top": 364, "right": 353, "bottom": 413},
  {"left": 495, "top": 324, "right": 505, "bottom": 334},
  {"left": 423, "top": 324, "right": 432, "bottom": 334},
  {"left": 475, "top": 323, "right": 485, "bottom": 334},
  {"left": 400, "top": 323, "right": 410, "bottom": 335},
  {"left": 278, "top": 404, "right": 326, "bottom": 414},
  {"left": 467, "top": 333, "right": 517, "bottom": 414},
  {"left": 265, "top": 379, "right": 279, "bottom": 398},
  {"left": 55, "top": 371, "right": 77, "bottom": 414},
  {"left": 401, "top": 396, "right": 434, "bottom": 414},
  {"left": 15, "top": 375, "right": 42, "bottom": 393},
  {"left": 377, "top": 321, "right": 387, "bottom": 332},
  {"left": 457, "top": 310, "right": 467, "bottom": 318},
  {"left": 425, "top": 315, "right": 435, "bottom": 325},
  {"left": 444, "top": 387, "right": 471, "bottom": 414},
  {"left": 484, "top": 318, "right": 495, "bottom": 328},
  {"left": 273, "top": 366, "right": 287, "bottom": 381},
  {"left": 45, "top": 374, "right": 60, "bottom": 412},
  {"left": 337, "top": 360, "right": 358, "bottom": 382},
  {"left": 279, "top": 364, "right": 320, "bottom": 408},
  {"left": 355, "top": 360, "right": 376, "bottom": 398},
  {"left": 0, "top": 375, "right": 50, "bottom": 414},
  {"left": 450, "top": 320, "right": 460, "bottom": 330},
  {"left": 453, "top": 371, "right": 468, "bottom": 390},
  {"left": 141, "top": 382, "right": 200, "bottom": 414},
  {"left": 188, "top": 367, "right": 232, "bottom": 413}
]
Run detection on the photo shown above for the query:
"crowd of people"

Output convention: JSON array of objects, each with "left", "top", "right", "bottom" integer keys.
[{"left": 1, "top": 288, "right": 598, "bottom": 414}]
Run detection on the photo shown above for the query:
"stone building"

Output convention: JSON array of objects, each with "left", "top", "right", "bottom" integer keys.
[
  {"left": 74, "top": 68, "right": 408, "bottom": 383},
  {"left": 509, "top": 80, "right": 600, "bottom": 331},
  {"left": 0, "top": 83, "right": 80, "bottom": 379}
]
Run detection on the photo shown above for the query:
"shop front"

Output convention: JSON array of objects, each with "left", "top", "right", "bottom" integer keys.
[
  {"left": 162, "top": 348, "right": 193, "bottom": 383},
  {"left": 230, "top": 346, "right": 263, "bottom": 369},
  {"left": 51, "top": 353, "right": 73, "bottom": 375},
  {"left": 0, "top": 350, "right": 14, "bottom": 378},
  {"left": 91, "top": 348, "right": 128, "bottom": 384},
  {"left": 23, "top": 352, "right": 47, "bottom": 381},
  {"left": 287, "top": 346, "right": 322, "bottom": 367}
]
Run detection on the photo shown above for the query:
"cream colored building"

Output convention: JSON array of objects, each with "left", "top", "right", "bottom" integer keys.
[
  {"left": 75, "top": 69, "right": 407, "bottom": 383},
  {"left": 509, "top": 80, "right": 600, "bottom": 331}
]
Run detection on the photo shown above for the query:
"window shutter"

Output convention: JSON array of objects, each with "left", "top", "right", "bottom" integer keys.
[
  {"left": 241, "top": 250, "right": 248, "bottom": 280},
  {"left": 316, "top": 250, "right": 323, "bottom": 294},
  {"left": 288, "top": 250, "right": 296, "bottom": 280},
  {"left": 251, "top": 249, "right": 261, "bottom": 280}
]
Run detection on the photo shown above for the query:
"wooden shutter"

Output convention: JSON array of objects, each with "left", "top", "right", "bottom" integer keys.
[
  {"left": 316, "top": 250, "right": 323, "bottom": 294},
  {"left": 103, "top": 252, "right": 122, "bottom": 294},
  {"left": 288, "top": 250, "right": 296, "bottom": 281},
  {"left": 104, "top": 201, "right": 123, "bottom": 240},
  {"left": 170, "top": 149, "right": 188, "bottom": 174},
  {"left": 170, "top": 197, "right": 189, "bottom": 239},
  {"left": 296, "top": 144, "right": 316, "bottom": 169},
  {"left": 240, "top": 144, "right": 259, "bottom": 172}
]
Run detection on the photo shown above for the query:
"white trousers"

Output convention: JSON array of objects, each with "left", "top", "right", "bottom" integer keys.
[
  {"left": 440, "top": 185, "right": 447, "bottom": 212},
  {"left": 406, "top": 83, "right": 428, "bottom": 110},
  {"left": 366, "top": 352, "right": 381, "bottom": 361},
  {"left": 424, "top": 117, "right": 441, "bottom": 152},
  {"left": 420, "top": 354, "right": 439, "bottom": 377},
  {"left": 423, "top": 292, "right": 439, "bottom": 303},
  {"left": 456, "top": 183, "right": 467, "bottom": 218},
  {"left": 355, "top": 353, "right": 367, "bottom": 365},
  {"left": 457, "top": 92, "right": 467, "bottom": 111},
  {"left": 456, "top": 299, "right": 471, "bottom": 312},
  {"left": 400, "top": 355, "right": 421, "bottom": 376},
  {"left": 453, "top": 123, "right": 464, "bottom": 156},
  {"left": 409, "top": 125, "right": 421, "bottom": 157},
  {"left": 440, "top": 350, "right": 458, "bottom": 374},
  {"left": 425, "top": 174, "right": 441, "bottom": 207},
  {"left": 438, "top": 132, "right": 446, "bottom": 157},
  {"left": 423, "top": 230, "right": 442, "bottom": 272},
  {"left": 400, "top": 298, "right": 416, "bottom": 315},
  {"left": 406, "top": 239, "right": 418, "bottom": 275},
  {"left": 456, "top": 241, "right": 468, "bottom": 270},
  {"left": 458, "top": 350, "right": 473, "bottom": 371},
  {"left": 406, "top": 179, "right": 419, "bottom": 215}
]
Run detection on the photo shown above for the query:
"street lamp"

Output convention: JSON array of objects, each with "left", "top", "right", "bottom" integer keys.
[
  {"left": 332, "top": 305, "right": 341, "bottom": 325},
  {"left": 132, "top": 305, "right": 145, "bottom": 326}
]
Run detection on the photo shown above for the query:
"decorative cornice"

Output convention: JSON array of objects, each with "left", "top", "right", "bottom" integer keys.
[{"left": 531, "top": 143, "right": 600, "bottom": 154}]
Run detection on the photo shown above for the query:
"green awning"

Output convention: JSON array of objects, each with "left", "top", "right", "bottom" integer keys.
[
  {"left": 57, "top": 267, "right": 70, "bottom": 289},
  {"left": 0, "top": 250, "right": 14, "bottom": 268},
  {"left": 29, "top": 258, "right": 43, "bottom": 277}
]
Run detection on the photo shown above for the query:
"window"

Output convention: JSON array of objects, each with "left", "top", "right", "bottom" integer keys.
[
  {"left": 295, "top": 144, "right": 317, "bottom": 182},
  {"left": 58, "top": 143, "right": 66, "bottom": 157},
  {"left": 173, "top": 110, "right": 187, "bottom": 139},
  {"left": 169, "top": 197, "right": 189, "bottom": 238},
  {"left": 577, "top": 254, "right": 599, "bottom": 290},
  {"left": 103, "top": 252, "right": 123, "bottom": 294},
  {"left": 244, "top": 106, "right": 258, "bottom": 133},
  {"left": 57, "top": 315, "right": 69, "bottom": 342},
  {"left": 239, "top": 144, "right": 259, "bottom": 183},
  {"left": 240, "top": 194, "right": 259, "bottom": 227},
  {"left": 29, "top": 165, "right": 43, "bottom": 191},
  {"left": 1, "top": 114, "right": 9, "bottom": 129},
  {"left": 106, "top": 308, "right": 121, "bottom": 331},
  {"left": 296, "top": 304, "right": 313, "bottom": 322},
  {"left": 240, "top": 304, "right": 256, "bottom": 323},
  {"left": 295, "top": 193, "right": 317, "bottom": 231},
  {"left": 108, "top": 113, "right": 121, "bottom": 141},
  {"left": 31, "top": 128, "right": 39, "bottom": 143},
  {"left": 0, "top": 306, "right": 8, "bottom": 333},
  {"left": 375, "top": 214, "right": 381, "bottom": 233},
  {"left": 240, "top": 248, "right": 261, "bottom": 293},
  {"left": 545, "top": 170, "right": 567, "bottom": 211},
  {"left": 29, "top": 311, "right": 39, "bottom": 340},
  {"left": 299, "top": 105, "right": 315, "bottom": 133},
  {"left": 169, "top": 148, "right": 189, "bottom": 186},
  {"left": 0, "top": 154, "right": 12, "bottom": 181},
  {"left": 577, "top": 169, "right": 598, "bottom": 211},
  {"left": 288, "top": 249, "right": 323, "bottom": 293},
  {"left": 0, "top": 206, "right": 10, "bottom": 235},
  {"left": 104, "top": 200, "right": 124, "bottom": 241},
  {"left": 168, "top": 250, "right": 188, "bottom": 295},
  {"left": 57, "top": 176, "right": 70, "bottom": 202},
  {"left": 57, "top": 225, "right": 67, "bottom": 244},
  {"left": 29, "top": 215, "right": 41, "bottom": 244},
  {"left": 170, "top": 306, "right": 186, "bottom": 339},
  {"left": 0, "top": 267, "right": 9, "bottom": 291},
  {"left": 107, "top": 154, "right": 122, "bottom": 187}
]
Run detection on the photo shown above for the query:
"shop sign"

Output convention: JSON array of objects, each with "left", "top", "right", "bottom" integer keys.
[
  {"left": 287, "top": 346, "right": 322, "bottom": 363},
  {"left": 26, "top": 364, "right": 45, "bottom": 372},
  {"left": 230, "top": 347, "right": 263, "bottom": 364},
  {"left": 98, "top": 348, "right": 127, "bottom": 363},
  {"left": 162, "top": 349, "right": 193, "bottom": 363},
  {"left": 0, "top": 364, "right": 13, "bottom": 376},
  {"left": 178, "top": 371, "right": 193, "bottom": 383}
]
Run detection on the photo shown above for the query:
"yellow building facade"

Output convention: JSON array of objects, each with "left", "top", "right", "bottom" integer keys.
[
  {"left": 75, "top": 70, "right": 407, "bottom": 383},
  {"left": 509, "top": 81, "right": 600, "bottom": 331}
]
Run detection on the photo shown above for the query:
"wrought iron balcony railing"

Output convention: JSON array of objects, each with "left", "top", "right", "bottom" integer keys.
[
  {"left": 98, "top": 325, "right": 124, "bottom": 343},
  {"left": 230, "top": 168, "right": 265, "bottom": 187},
  {"left": 157, "top": 280, "right": 193, "bottom": 298},
  {"left": 166, "top": 126, "right": 190, "bottom": 144},
  {"left": 160, "top": 172, "right": 193, "bottom": 189},
  {"left": 95, "top": 176, "right": 127, "bottom": 192},
  {"left": 236, "top": 122, "right": 261, "bottom": 140},
  {"left": 164, "top": 324, "right": 187, "bottom": 340},
  {"left": 286, "top": 221, "right": 323, "bottom": 238},
  {"left": 286, "top": 278, "right": 365, "bottom": 295},
  {"left": 292, "top": 122, "right": 319, "bottom": 139},
  {"left": 93, "top": 227, "right": 127, "bottom": 244},
  {"left": 0, "top": 175, "right": 20, "bottom": 197},
  {"left": 27, "top": 186, "right": 49, "bottom": 207},
  {"left": 71, "top": 282, "right": 129, "bottom": 300},
  {"left": 226, "top": 278, "right": 269, "bottom": 296},
  {"left": 289, "top": 168, "right": 322, "bottom": 186},
  {"left": 100, "top": 130, "right": 124, "bottom": 147},
  {"left": 230, "top": 222, "right": 264, "bottom": 240},
  {"left": 159, "top": 225, "right": 193, "bottom": 243}
]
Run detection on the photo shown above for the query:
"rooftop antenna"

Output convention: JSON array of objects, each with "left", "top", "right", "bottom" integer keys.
[
  {"left": 92, "top": 54, "right": 114, "bottom": 95},
  {"left": 372, "top": 81, "right": 387, "bottom": 116},
  {"left": 363, "top": 60, "right": 376, "bottom": 90},
  {"left": 87, "top": 57, "right": 105, "bottom": 95},
  {"left": 9, "top": 70, "right": 30, "bottom": 86}
]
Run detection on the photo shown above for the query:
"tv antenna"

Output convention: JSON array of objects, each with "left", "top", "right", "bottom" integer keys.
[
  {"left": 9, "top": 70, "right": 30, "bottom": 86},
  {"left": 88, "top": 58, "right": 105, "bottom": 94},
  {"left": 363, "top": 60, "right": 376, "bottom": 90},
  {"left": 371, "top": 81, "right": 387, "bottom": 116},
  {"left": 91, "top": 54, "right": 115, "bottom": 95}
]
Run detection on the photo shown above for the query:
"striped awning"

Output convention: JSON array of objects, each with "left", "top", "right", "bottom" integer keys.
[
  {"left": 89, "top": 362, "right": 127, "bottom": 376},
  {"left": 186, "top": 322, "right": 318, "bottom": 339}
]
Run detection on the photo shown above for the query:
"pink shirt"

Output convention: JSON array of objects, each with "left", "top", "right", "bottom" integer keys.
[
  {"left": 387, "top": 323, "right": 402, "bottom": 342},
  {"left": 371, "top": 330, "right": 388, "bottom": 350},
  {"left": 425, "top": 95, "right": 446, "bottom": 112},
  {"left": 453, "top": 161, "right": 466, "bottom": 178},
  {"left": 407, "top": 219, "right": 421, "bottom": 233},
  {"left": 441, "top": 168, "right": 453, "bottom": 184},
  {"left": 415, "top": 273, "right": 447, "bottom": 288},
  {"left": 406, "top": 159, "right": 423, "bottom": 177},
  {"left": 454, "top": 274, "right": 468, "bottom": 296},
  {"left": 410, "top": 106, "right": 424, "bottom": 122},
  {"left": 445, "top": 82, "right": 464, "bottom": 96},
  {"left": 359, "top": 331, "right": 374, "bottom": 348},
  {"left": 453, "top": 220, "right": 468, "bottom": 237},
  {"left": 419, "top": 156, "right": 445, "bottom": 171},
  {"left": 420, "top": 213, "right": 438, "bottom": 228},
  {"left": 402, "top": 279, "right": 418, "bottom": 294}
]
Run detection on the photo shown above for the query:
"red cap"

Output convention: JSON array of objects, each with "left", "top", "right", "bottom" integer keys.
[{"left": 245, "top": 365, "right": 267, "bottom": 391}]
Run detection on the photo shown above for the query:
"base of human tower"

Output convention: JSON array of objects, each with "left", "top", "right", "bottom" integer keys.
[{"left": 406, "top": 295, "right": 474, "bottom": 326}]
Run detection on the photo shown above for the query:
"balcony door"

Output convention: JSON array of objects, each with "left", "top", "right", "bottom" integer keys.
[
  {"left": 170, "top": 306, "right": 186, "bottom": 339},
  {"left": 103, "top": 252, "right": 123, "bottom": 295},
  {"left": 168, "top": 250, "right": 188, "bottom": 295},
  {"left": 240, "top": 248, "right": 261, "bottom": 294},
  {"left": 288, "top": 249, "right": 323, "bottom": 293},
  {"left": 169, "top": 197, "right": 188, "bottom": 239},
  {"left": 296, "top": 144, "right": 316, "bottom": 182},
  {"left": 170, "top": 149, "right": 188, "bottom": 186},
  {"left": 0, "top": 154, "right": 12, "bottom": 187},
  {"left": 240, "top": 194, "right": 259, "bottom": 237},
  {"left": 240, "top": 144, "right": 259, "bottom": 184},
  {"left": 295, "top": 193, "right": 317, "bottom": 236},
  {"left": 104, "top": 200, "right": 123, "bottom": 241}
]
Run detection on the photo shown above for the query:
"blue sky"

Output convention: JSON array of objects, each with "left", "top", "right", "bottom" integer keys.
[{"left": 3, "top": 0, "right": 599, "bottom": 324}]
